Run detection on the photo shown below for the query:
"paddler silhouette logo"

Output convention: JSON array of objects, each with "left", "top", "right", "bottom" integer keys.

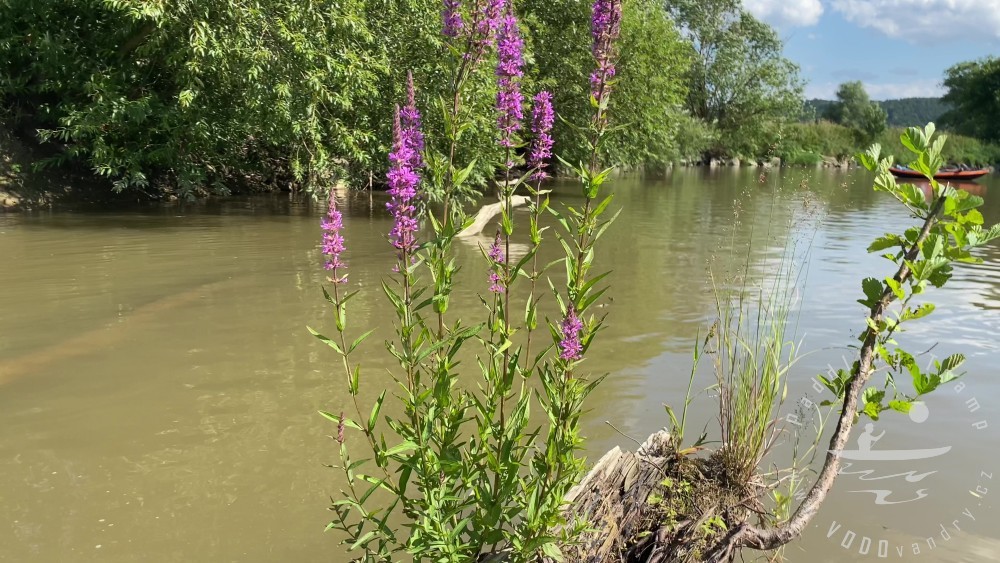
[{"left": 830, "top": 403, "right": 949, "bottom": 505}]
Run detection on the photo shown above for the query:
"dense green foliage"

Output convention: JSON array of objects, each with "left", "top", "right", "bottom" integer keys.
[
  {"left": 806, "top": 97, "right": 950, "bottom": 128},
  {"left": 941, "top": 56, "right": 1000, "bottom": 143},
  {"left": 0, "top": 0, "right": 385, "bottom": 197},
  {"left": 822, "top": 81, "right": 887, "bottom": 143},
  {"left": 524, "top": 0, "right": 690, "bottom": 168},
  {"left": 880, "top": 98, "right": 950, "bottom": 127},
  {"left": 667, "top": 0, "right": 803, "bottom": 159},
  {"left": 0, "top": 0, "right": 803, "bottom": 196},
  {"left": 0, "top": 0, "right": 697, "bottom": 195},
  {"left": 778, "top": 122, "right": 1000, "bottom": 166}
]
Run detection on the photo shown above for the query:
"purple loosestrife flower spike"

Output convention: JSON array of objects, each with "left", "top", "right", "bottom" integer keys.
[
  {"left": 559, "top": 305, "right": 584, "bottom": 362},
  {"left": 386, "top": 106, "right": 421, "bottom": 257},
  {"left": 476, "top": 0, "right": 505, "bottom": 45},
  {"left": 336, "top": 412, "right": 346, "bottom": 444},
  {"left": 401, "top": 72, "right": 425, "bottom": 170},
  {"left": 442, "top": 0, "right": 463, "bottom": 38},
  {"left": 321, "top": 193, "right": 347, "bottom": 283},
  {"left": 464, "top": 0, "right": 504, "bottom": 65},
  {"left": 590, "top": 0, "right": 622, "bottom": 100},
  {"left": 529, "top": 91, "right": 555, "bottom": 180},
  {"left": 487, "top": 232, "right": 505, "bottom": 293},
  {"left": 494, "top": 5, "right": 524, "bottom": 155}
]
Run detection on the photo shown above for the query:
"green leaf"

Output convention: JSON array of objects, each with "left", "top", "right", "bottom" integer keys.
[
  {"left": 350, "top": 364, "right": 360, "bottom": 395},
  {"left": 859, "top": 277, "right": 883, "bottom": 308},
  {"left": 368, "top": 391, "right": 385, "bottom": 433},
  {"left": 889, "top": 400, "right": 912, "bottom": 414},
  {"left": 384, "top": 440, "right": 417, "bottom": 457},
  {"left": 868, "top": 233, "right": 906, "bottom": 253},
  {"left": 309, "top": 327, "right": 344, "bottom": 355},
  {"left": 885, "top": 278, "right": 905, "bottom": 300},
  {"left": 349, "top": 329, "right": 376, "bottom": 354},
  {"left": 940, "top": 353, "right": 966, "bottom": 372},
  {"left": 349, "top": 530, "right": 376, "bottom": 550},
  {"left": 900, "top": 303, "right": 934, "bottom": 321}
]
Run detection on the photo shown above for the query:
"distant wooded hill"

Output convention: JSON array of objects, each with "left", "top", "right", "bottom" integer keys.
[{"left": 803, "top": 98, "right": 951, "bottom": 127}]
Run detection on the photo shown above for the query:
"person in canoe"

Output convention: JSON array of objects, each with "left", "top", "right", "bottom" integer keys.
[{"left": 858, "top": 423, "right": 885, "bottom": 452}]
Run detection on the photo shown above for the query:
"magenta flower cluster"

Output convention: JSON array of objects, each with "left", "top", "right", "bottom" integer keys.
[
  {"left": 442, "top": 0, "right": 463, "bottom": 38},
  {"left": 487, "top": 232, "right": 505, "bottom": 293},
  {"left": 385, "top": 72, "right": 426, "bottom": 259},
  {"left": 401, "top": 72, "right": 425, "bottom": 170},
  {"left": 386, "top": 108, "right": 422, "bottom": 256},
  {"left": 321, "top": 195, "right": 347, "bottom": 282},
  {"left": 450, "top": 0, "right": 504, "bottom": 66},
  {"left": 590, "top": 0, "right": 622, "bottom": 99},
  {"left": 529, "top": 91, "right": 554, "bottom": 180},
  {"left": 476, "top": 0, "right": 505, "bottom": 48},
  {"left": 559, "top": 305, "right": 584, "bottom": 362},
  {"left": 494, "top": 5, "right": 523, "bottom": 153}
]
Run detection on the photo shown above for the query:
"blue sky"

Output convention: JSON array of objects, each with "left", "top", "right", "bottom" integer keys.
[{"left": 744, "top": 0, "right": 1000, "bottom": 100}]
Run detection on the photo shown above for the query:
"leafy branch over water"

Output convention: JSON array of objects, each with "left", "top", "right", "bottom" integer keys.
[{"left": 702, "top": 123, "right": 1000, "bottom": 560}]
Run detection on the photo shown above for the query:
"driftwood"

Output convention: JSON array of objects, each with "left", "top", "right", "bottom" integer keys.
[{"left": 458, "top": 195, "right": 531, "bottom": 237}]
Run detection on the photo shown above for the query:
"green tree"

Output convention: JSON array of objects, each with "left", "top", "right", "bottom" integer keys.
[
  {"left": 524, "top": 0, "right": 690, "bottom": 168},
  {"left": 824, "top": 80, "right": 887, "bottom": 142},
  {"left": 941, "top": 57, "right": 1000, "bottom": 142},
  {"left": 666, "top": 0, "right": 803, "bottom": 159},
  {"left": 1, "top": 0, "right": 696, "bottom": 197},
  {"left": 880, "top": 97, "right": 949, "bottom": 127},
  {"left": 0, "top": 0, "right": 385, "bottom": 197}
]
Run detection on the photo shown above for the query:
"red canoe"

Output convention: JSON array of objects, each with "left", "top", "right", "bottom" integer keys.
[{"left": 889, "top": 166, "right": 991, "bottom": 181}]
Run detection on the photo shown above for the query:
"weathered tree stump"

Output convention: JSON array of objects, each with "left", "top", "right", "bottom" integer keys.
[
  {"left": 489, "top": 430, "right": 678, "bottom": 563},
  {"left": 559, "top": 430, "right": 676, "bottom": 562}
]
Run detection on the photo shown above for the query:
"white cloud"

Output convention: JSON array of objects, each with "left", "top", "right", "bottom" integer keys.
[
  {"left": 864, "top": 81, "right": 946, "bottom": 100},
  {"left": 832, "top": 0, "right": 1000, "bottom": 41},
  {"left": 805, "top": 81, "right": 839, "bottom": 99},
  {"left": 805, "top": 80, "right": 944, "bottom": 100},
  {"left": 744, "top": 0, "right": 824, "bottom": 27}
]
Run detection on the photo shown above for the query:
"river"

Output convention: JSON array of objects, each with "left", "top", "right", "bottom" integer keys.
[{"left": 2, "top": 168, "right": 999, "bottom": 562}]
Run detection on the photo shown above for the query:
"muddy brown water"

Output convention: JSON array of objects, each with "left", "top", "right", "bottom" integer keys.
[{"left": 2, "top": 168, "right": 998, "bottom": 562}]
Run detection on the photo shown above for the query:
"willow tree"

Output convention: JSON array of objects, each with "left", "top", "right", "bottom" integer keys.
[{"left": 666, "top": 0, "right": 803, "bottom": 159}]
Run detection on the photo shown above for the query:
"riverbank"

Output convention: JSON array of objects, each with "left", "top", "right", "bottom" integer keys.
[
  {"left": 778, "top": 122, "right": 1000, "bottom": 167},
  {"left": 4, "top": 120, "right": 996, "bottom": 211},
  {"left": 0, "top": 125, "right": 78, "bottom": 210}
]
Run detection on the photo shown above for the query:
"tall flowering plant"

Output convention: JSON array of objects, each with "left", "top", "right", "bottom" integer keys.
[{"left": 311, "top": 1, "right": 624, "bottom": 561}]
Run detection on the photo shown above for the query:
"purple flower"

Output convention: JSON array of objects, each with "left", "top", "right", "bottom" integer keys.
[
  {"left": 462, "top": 0, "right": 504, "bottom": 65},
  {"left": 529, "top": 91, "right": 555, "bottom": 180},
  {"left": 590, "top": 0, "right": 622, "bottom": 100},
  {"left": 442, "top": 0, "right": 463, "bottom": 38},
  {"left": 321, "top": 194, "right": 347, "bottom": 283},
  {"left": 476, "top": 0, "right": 505, "bottom": 44},
  {"left": 400, "top": 72, "right": 425, "bottom": 170},
  {"left": 386, "top": 107, "right": 422, "bottom": 256},
  {"left": 487, "top": 232, "right": 505, "bottom": 293},
  {"left": 494, "top": 6, "right": 524, "bottom": 154},
  {"left": 558, "top": 305, "right": 584, "bottom": 362}
]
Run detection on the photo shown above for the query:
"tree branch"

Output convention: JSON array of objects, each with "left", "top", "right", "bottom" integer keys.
[{"left": 711, "top": 194, "right": 947, "bottom": 557}]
